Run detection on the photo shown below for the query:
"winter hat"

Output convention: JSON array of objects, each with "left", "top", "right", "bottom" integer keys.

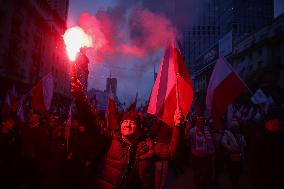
[{"left": 121, "top": 112, "right": 142, "bottom": 128}]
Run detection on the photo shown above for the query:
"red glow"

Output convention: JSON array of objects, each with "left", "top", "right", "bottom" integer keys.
[
  {"left": 120, "top": 44, "right": 145, "bottom": 57},
  {"left": 63, "top": 26, "right": 93, "bottom": 62}
]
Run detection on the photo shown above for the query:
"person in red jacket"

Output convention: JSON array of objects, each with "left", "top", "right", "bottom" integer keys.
[{"left": 71, "top": 77, "right": 183, "bottom": 189}]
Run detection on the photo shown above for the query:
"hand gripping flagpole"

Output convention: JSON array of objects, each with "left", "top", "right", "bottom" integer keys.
[
  {"left": 173, "top": 37, "right": 182, "bottom": 113},
  {"left": 176, "top": 73, "right": 180, "bottom": 111}
]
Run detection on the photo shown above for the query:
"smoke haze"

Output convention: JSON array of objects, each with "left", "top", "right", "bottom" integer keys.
[{"left": 68, "top": 0, "right": 200, "bottom": 106}]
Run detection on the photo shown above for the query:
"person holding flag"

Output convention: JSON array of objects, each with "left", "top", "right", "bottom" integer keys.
[
  {"left": 65, "top": 24, "right": 188, "bottom": 187},
  {"left": 147, "top": 39, "right": 194, "bottom": 189},
  {"left": 70, "top": 74, "right": 184, "bottom": 189}
]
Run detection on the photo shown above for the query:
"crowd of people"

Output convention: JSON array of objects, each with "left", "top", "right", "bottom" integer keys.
[{"left": 0, "top": 78, "right": 284, "bottom": 189}]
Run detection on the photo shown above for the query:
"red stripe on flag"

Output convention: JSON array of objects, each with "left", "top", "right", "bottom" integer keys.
[
  {"left": 207, "top": 56, "right": 247, "bottom": 128},
  {"left": 211, "top": 73, "right": 247, "bottom": 126},
  {"left": 148, "top": 40, "right": 194, "bottom": 126},
  {"left": 31, "top": 82, "right": 46, "bottom": 112}
]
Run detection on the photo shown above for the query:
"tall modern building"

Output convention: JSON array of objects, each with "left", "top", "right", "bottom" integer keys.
[
  {"left": 183, "top": 0, "right": 219, "bottom": 71},
  {"left": 217, "top": 0, "right": 274, "bottom": 40},
  {"left": 185, "top": 0, "right": 274, "bottom": 72}
]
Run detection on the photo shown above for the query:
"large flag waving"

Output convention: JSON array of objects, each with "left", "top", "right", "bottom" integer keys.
[
  {"left": 31, "top": 73, "right": 54, "bottom": 112},
  {"left": 147, "top": 40, "right": 194, "bottom": 126},
  {"left": 206, "top": 56, "right": 247, "bottom": 128}
]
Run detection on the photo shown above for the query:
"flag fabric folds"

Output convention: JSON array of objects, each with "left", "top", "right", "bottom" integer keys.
[
  {"left": 106, "top": 90, "right": 118, "bottom": 130},
  {"left": 147, "top": 40, "right": 194, "bottom": 127},
  {"left": 206, "top": 56, "right": 247, "bottom": 128},
  {"left": 31, "top": 73, "right": 54, "bottom": 112},
  {"left": 127, "top": 92, "right": 138, "bottom": 112}
]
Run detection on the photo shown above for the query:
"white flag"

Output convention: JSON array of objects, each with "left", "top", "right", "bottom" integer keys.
[{"left": 250, "top": 89, "right": 267, "bottom": 104}]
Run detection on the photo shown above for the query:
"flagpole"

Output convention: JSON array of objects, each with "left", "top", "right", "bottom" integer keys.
[
  {"left": 176, "top": 73, "right": 180, "bottom": 110},
  {"left": 220, "top": 56, "right": 269, "bottom": 116}
]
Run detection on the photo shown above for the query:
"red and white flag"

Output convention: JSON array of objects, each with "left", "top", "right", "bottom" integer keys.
[
  {"left": 127, "top": 92, "right": 138, "bottom": 112},
  {"left": 106, "top": 90, "right": 118, "bottom": 130},
  {"left": 147, "top": 40, "right": 194, "bottom": 126},
  {"left": 206, "top": 56, "right": 247, "bottom": 128},
  {"left": 31, "top": 73, "right": 54, "bottom": 112}
]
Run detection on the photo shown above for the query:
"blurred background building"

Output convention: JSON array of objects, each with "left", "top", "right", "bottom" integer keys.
[
  {"left": 0, "top": 0, "right": 71, "bottom": 107},
  {"left": 192, "top": 13, "right": 284, "bottom": 110}
]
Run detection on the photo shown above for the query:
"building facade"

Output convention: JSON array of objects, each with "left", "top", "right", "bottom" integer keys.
[
  {"left": 183, "top": 0, "right": 219, "bottom": 71},
  {"left": 184, "top": 0, "right": 274, "bottom": 73},
  {"left": 217, "top": 0, "right": 274, "bottom": 40},
  {"left": 0, "top": 0, "right": 71, "bottom": 106},
  {"left": 193, "top": 14, "right": 284, "bottom": 109},
  {"left": 88, "top": 77, "right": 120, "bottom": 111}
]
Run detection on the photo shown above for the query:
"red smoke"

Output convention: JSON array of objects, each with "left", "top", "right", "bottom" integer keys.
[
  {"left": 76, "top": 8, "right": 176, "bottom": 62},
  {"left": 129, "top": 9, "right": 176, "bottom": 52}
]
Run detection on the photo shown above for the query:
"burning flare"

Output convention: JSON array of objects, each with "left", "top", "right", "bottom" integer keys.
[{"left": 63, "top": 26, "right": 93, "bottom": 62}]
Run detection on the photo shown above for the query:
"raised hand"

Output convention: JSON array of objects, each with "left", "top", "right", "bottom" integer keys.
[{"left": 174, "top": 107, "right": 184, "bottom": 127}]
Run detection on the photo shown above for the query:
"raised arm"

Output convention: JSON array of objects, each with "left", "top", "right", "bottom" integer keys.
[
  {"left": 71, "top": 76, "right": 98, "bottom": 133},
  {"left": 154, "top": 108, "right": 183, "bottom": 160}
]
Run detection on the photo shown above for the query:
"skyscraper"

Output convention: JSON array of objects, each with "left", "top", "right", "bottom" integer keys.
[
  {"left": 183, "top": 0, "right": 219, "bottom": 71},
  {"left": 217, "top": 0, "right": 274, "bottom": 39},
  {"left": 184, "top": 0, "right": 274, "bottom": 71}
]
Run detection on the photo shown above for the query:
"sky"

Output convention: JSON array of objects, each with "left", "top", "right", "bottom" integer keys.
[
  {"left": 67, "top": 0, "right": 116, "bottom": 26},
  {"left": 67, "top": 0, "right": 284, "bottom": 105},
  {"left": 67, "top": 0, "right": 185, "bottom": 106},
  {"left": 68, "top": 0, "right": 150, "bottom": 105}
]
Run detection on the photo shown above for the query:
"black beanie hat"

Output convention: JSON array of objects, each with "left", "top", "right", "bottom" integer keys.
[{"left": 121, "top": 112, "right": 142, "bottom": 128}]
